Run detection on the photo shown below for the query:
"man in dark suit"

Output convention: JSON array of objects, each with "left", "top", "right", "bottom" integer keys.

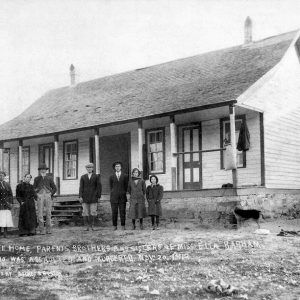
[
  {"left": 79, "top": 163, "right": 102, "bottom": 231},
  {"left": 33, "top": 163, "right": 57, "bottom": 235},
  {"left": 109, "top": 161, "right": 128, "bottom": 230}
]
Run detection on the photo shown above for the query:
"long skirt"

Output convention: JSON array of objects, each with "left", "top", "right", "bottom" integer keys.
[
  {"left": 0, "top": 210, "right": 14, "bottom": 227},
  {"left": 18, "top": 199, "right": 37, "bottom": 234},
  {"left": 128, "top": 199, "right": 147, "bottom": 219}
]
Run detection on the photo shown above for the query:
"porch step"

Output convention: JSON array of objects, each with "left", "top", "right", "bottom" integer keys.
[{"left": 52, "top": 196, "right": 82, "bottom": 222}]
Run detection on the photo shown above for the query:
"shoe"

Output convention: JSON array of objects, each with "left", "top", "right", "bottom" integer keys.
[
  {"left": 140, "top": 224, "right": 144, "bottom": 230},
  {"left": 85, "top": 227, "right": 90, "bottom": 231},
  {"left": 121, "top": 226, "right": 125, "bottom": 230},
  {"left": 46, "top": 231, "right": 52, "bottom": 234},
  {"left": 40, "top": 232, "right": 46, "bottom": 235},
  {"left": 131, "top": 225, "right": 136, "bottom": 230},
  {"left": 156, "top": 225, "right": 160, "bottom": 230},
  {"left": 113, "top": 226, "right": 117, "bottom": 231},
  {"left": 152, "top": 225, "right": 156, "bottom": 230},
  {"left": 19, "top": 234, "right": 27, "bottom": 237}
]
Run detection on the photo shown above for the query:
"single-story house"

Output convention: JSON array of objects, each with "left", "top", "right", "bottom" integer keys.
[{"left": 1, "top": 19, "right": 300, "bottom": 221}]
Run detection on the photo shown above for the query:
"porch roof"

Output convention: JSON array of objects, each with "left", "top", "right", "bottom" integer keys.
[{"left": 0, "top": 31, "right": 297, "bottom": 141}]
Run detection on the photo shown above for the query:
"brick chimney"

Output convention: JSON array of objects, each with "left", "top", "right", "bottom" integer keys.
[
  {"left": 70, "top": 64, "right": 76, "bottom": 86},
  {"left": 244, "top": 16, "right": 252, "bottom": 44}
]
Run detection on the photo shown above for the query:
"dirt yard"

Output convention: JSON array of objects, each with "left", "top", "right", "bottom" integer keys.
[{"left": 0, "top": 218, "right": 299, "bottom": 300}]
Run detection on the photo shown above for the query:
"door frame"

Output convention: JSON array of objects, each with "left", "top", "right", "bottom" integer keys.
[
  {"left": 38, "top": 143, "right": 54, "bottom": 175},
  {"left": 177, "top": 122, "right": 202, "bottom": 190}
]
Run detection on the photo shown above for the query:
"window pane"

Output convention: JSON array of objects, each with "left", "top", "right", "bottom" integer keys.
[
  {"left": 184, "top": 130, "right": 190, "bottom": 162},
  {"left": 156, "top": 131, "right": 162, "bottom": 142},
  {"left": 192, "top": 129, "right": 199, "bottom": 161},
  {"left": 156, "top": 142, "right": 162, "bottom": 152},
  {"left": 149, "top": 133, "right": 156, "bottom": 144},
  {"left": 193, "top": 168, "right": 200, "bottom": 182},
  {"left": 150, "top": 144, "right": 157, "bottom": 152},
  {"left": 184, "top": 169, "right": 191, "bottom": 182}
]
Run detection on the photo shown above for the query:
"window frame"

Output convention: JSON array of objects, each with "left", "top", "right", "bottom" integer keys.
[
  {"left": 145, "top": 127, "right": 166, "bottom": 174},
  {"left": 63, "top": 140, "right": 78, "bottom": 180},
  {"left": 220, "top": 115, "right": 247, "bottom": 169}
]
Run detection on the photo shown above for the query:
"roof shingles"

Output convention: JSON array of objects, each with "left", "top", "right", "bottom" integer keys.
[{"left": 0, "top": 31, "right": 296, "bottom": 141}]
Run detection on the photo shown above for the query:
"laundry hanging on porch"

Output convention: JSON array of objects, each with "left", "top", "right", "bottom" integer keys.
[
  {"left": 142, "top": 144, "right": 149, "bottom": 180},
  {"left": 224, "top": 144, "right": 237, "bottom": 170},
  {"left": 237, "top": 119, "right": 250, "bottom": 151}
]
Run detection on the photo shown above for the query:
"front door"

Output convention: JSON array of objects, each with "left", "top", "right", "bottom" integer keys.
[
  {"left": 99, "top": 133, "right": 130, "bottom": 194},
  {"left": 39, "top": 143, "right": 54, "bottom": 175},
  {"left": 182, "top": 126, "right": 202, "bottom": 189}
]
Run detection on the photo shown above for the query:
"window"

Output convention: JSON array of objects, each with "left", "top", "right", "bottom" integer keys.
[
  {"left": 63, "top": 140, "right": 78, "bottom": 179},
  {"left": 146, "top": 128, "right": 165, "bottom": 173},
  {"left": 220, "top": 117, "right": 246, "bottom": 169},
  {"left": 22, "top": 146, "right": 30, "bottom": 176},
  {"left": 3, "top": 148, "right": 10, "bottom": 182}
]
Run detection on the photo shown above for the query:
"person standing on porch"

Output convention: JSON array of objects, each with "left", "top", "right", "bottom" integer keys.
[
  {"left": 109, "top": 161, "right": 128, "bottom": 230},
  {"left": 33, "top": 163, "right": 57, "bottom": 235},
  {"left": 79, "top": 163, "right": 102, "bottom": 231},
  {"left": 146, "top": 175, "right": 164, "bottom": 230},
  {"left": 127, "top": 168, "right": 147, "bottom": 230},
  {"left": 0, "top": 171, "right": 14, "bottom": 238}
]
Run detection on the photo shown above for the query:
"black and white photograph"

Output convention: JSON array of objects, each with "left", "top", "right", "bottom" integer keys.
[{"left": 0, "top": 0, "right": 299, "bottom": 299}]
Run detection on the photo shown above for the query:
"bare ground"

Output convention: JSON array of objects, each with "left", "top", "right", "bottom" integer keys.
[{"left": 0, "top": 218, "right": 299, "bottom": 300}]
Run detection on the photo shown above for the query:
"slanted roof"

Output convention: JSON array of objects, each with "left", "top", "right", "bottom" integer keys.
[{"left": 0, "top": 31, "right": 297, "bottom": 141}]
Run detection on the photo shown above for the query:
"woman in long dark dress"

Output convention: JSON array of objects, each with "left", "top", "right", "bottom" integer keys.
[
  {"left": 146, "top": 175, "right": 163, "bottom": 230},
  {"left": 16, "top": 174, "right": 38, "bottom": 236},
  {"left": 127, "top": 168, "right": 147, "bottom": 230}
]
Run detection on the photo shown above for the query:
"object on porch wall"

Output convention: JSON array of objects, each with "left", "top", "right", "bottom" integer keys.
[
  {"left": 237, "top": 120, "right": 250, "bottom": 151},
  {"left": 142, "top": 144, "right": 149, "bottom": 180},
  {"left": 224, "top": 144, "right": 237, "bottom": 170}
]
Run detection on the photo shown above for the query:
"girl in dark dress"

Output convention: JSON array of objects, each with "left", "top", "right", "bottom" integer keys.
[
  {"left": 146, "top": 175, "right": 163, "bottom": 230},
  {"left": 16, "top": 174, "right": 38, "bottom": 236},
  {"left": 127, "top": 168, "right": 147, "bottom": 230},
  {"left": 0, "top": 171, "right": 14, "bottom": 238}
]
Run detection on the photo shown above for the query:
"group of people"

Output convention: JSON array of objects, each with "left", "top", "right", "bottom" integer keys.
[
  {"left": 0, "top": 163, "right": 57, "bottom": 237},
  {"left": 80, "top": 161, "right": 164, "bottom": 231},
  {"left": 0, "top": 160, "right": 163, "bottom": 237}
]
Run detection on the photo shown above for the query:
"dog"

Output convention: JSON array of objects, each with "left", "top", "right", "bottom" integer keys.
[{"left": 233, "top": 208, "right": 264, "bottom": 228}]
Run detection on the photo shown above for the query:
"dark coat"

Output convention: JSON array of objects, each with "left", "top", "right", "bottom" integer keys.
[
  {"left": 146, "top": 184, "right": 163, "bottom": 216},
  {"left": 109, "top": 173, "right": 128, "bottom": 204},
  {"left": 0, "top": 181, "right": 13, "bottom": 210},
  {"left": 237, "top": 120, "right": 250, "bottom": 151},
  {"left": 16, "top": 182, "right": 37, "bottom": 233},
  {"left": 79, "top": 173, "right": 102, "bottom": 203},
  {"left": 33, "top": 175, "right": 57, "bottom": 196},
  {"left": 127, "top": 179, "right": 147, "bottom": 219}
]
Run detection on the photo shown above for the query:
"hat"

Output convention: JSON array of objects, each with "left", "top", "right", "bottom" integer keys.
[
  {"left": 131, "top": 168, "right": 141, "bottom": 176},
  {"left": 149, "top": 174, "right": 159, "bottom": 183},
  {"left": 85, "top": 163, "right": 94, "bottom": 168},
  {"left": 0, "top": 170, "right": 6, "bottom": 176},
  {"left": 112, "top": 161, "right": 123, "bottom": 169},
  {"left": 38, "top": 163, "right": 49, "bottom": 170}
]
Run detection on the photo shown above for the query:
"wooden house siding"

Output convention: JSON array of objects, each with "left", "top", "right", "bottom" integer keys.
[
  {"left": 201, "top": 112, "right": 261, "bottom": 188},
  {"left": 238, "top": 35, "right": 300, "bottom": 189}
]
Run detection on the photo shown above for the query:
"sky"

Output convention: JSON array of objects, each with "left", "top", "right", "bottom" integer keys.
[{"left": 1, "top": 0, "right": 300, "bottom": 125}]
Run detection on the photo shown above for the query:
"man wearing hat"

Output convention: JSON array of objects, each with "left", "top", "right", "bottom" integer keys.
[
  {"left": 109, "top": 161, "right": 128, "bottom": 230},
  {"left": 79, "top": 163, "right": 102, "bottom": 231},
  {"left": 33, "top": 163, "right": 57, "bottom": 235}
]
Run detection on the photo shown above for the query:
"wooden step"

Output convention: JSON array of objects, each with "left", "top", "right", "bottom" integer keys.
[
  {"left": 52, "top": 204, "right": 82, "bottom": 208},
  {"left": 53, "top": 198, "right": 80, "bottom": 203},
  {"left": 52, "top": 209, "right": 81, "bottom": 213}
]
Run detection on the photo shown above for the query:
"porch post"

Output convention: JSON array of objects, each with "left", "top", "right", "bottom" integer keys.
[
  {"left": 54, "top": 135, "right": 60, "bottom": 195},
  {"left": 18, "top": 140, "right": 23, "bottom": 182},
  {"left": 0, "top": 142, "right": 3, "bottom": 171},
  {"left": 170, "top": 115, "right": 177, "bottom": 190},
  {"left": 94, "top": 128, "right": 100, "bottom": 175},
  {"left": 138, "top": 120, "right": 144, "bottom": 174},
  {"left": 229, "top": 104, "right": 238, "bottom": 188}
]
